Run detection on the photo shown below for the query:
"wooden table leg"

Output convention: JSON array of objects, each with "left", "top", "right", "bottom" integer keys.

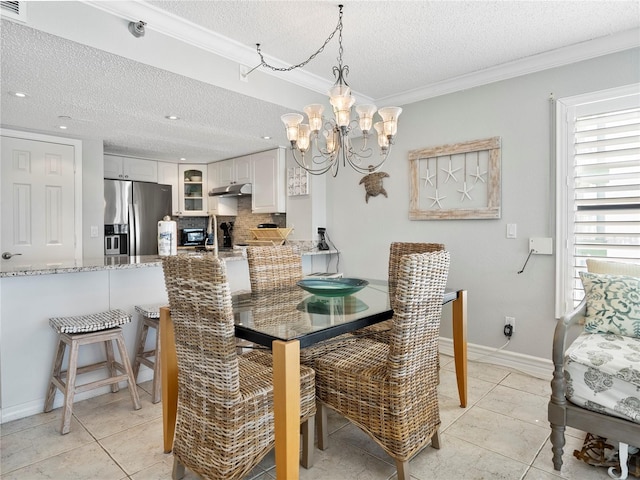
[
  {"left": 160, "top": 306, "right": 177, "bottom": 453},
  {"left": 452, "top": 290, "right": 468, "bottom": 408},
  {"left": 272, "top": 340, "right": 300, "bottom": 480}
]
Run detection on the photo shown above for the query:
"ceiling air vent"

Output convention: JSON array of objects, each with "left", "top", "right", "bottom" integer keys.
[{"left": 0, "top": 1, "right": 27, "bottom": 22}]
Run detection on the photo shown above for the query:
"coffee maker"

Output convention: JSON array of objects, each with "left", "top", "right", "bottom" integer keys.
[
  {"left": 220, "top": 222, "right": 233, "bottom": 248},
  {"left": 317, "top": 227, "right": 329, "bottom": 250}
]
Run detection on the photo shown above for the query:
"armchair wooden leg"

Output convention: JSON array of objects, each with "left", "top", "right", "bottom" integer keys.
[
  {"left": 301, "top": 416, "right": 315, "bottom": 469},
  {"left": 316, "top": 401, "right": 329, "bottom": 451},
  {"left": 550, "top": 423, "right": 566, "bottom": 471}
]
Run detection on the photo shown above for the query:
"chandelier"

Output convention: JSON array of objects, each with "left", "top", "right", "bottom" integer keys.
[{"left": 254, "top": 5, "right": 402, "bottom": 176}]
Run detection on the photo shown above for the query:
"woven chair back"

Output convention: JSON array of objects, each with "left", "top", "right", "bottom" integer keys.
[
  {"left": 388, "top": 242, "right": 445, "bottom": 310},
  {"left": 387, "top": 250, "right": 450, "bottom": 382},
  {"left": 162, "top": 254, "right": 241, "bottom": 398},
  {"left": 246, "top": 245, "right": 303, "bottom": 292}
]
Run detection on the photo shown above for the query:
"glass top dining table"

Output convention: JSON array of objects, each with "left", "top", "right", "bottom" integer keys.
[{"left": 159, "top": 279, "right": 467, "bottom": 480}]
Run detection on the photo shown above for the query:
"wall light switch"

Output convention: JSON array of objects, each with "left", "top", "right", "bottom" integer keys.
[
  {"left": 506, "top": 224, "right": 517, "bottom": 239},
  {"left": 90, "top": 226, "right": 99, "bottom": 238},
  {"left": 530, "top": 237, "right": 553, "bottom": 255}
]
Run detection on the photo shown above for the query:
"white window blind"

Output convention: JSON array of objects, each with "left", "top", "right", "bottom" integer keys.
[{"left": 556, "top": 85, "right": 640, "bottom": 316}]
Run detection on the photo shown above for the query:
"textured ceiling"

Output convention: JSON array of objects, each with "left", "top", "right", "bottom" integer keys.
[
  {"left": 148, "top": 0, "right": 640, "bottom": 100},
  {"left": 1, "top": 1, "right": 639, "bottom": 163}
]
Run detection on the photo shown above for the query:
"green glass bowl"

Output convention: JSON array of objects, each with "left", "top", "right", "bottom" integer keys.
[{"left": 296, "top": 278, "right": 369, "bottom": 297}]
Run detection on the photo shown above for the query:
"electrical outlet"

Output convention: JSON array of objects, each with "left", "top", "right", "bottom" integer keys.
[{"left": 504, "top": 316, "right": 515, "bottom": 338}]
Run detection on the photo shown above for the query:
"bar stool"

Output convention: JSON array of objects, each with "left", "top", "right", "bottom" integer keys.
[
  {"left": 44, "top": 309, "right": 141, "bottom": 434},
  {"left": 133, "top": 304, "right": 163, "bottom": 403}
]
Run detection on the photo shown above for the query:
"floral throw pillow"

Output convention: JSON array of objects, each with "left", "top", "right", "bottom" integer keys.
[{"left": 580, "top": 272, "right": 640, "bottom": 337}]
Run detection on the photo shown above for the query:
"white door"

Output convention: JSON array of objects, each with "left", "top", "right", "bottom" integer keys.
[{"left": 1, "top": 136, "right": 76, "bottom": 264}]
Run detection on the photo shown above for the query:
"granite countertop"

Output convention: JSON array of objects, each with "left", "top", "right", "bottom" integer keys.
[
  {"left": 0, "top": 246, "right": 338, "bottom": 277},
  {"left": 0, "top": 250, "right": 246, "bottom": 277}
]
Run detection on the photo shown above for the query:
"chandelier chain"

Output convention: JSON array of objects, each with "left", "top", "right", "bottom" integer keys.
[{"left": 255, "top": 5, "right": 344, "bottom": 73}]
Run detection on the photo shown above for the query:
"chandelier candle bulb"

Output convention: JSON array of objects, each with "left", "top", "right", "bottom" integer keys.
[
  {"left": 356, "top": 104, "right": 377, "bottom": 133},
  {"left": 281, "top": 113, "right": 303, "bottom": 143},
  {"left": 374, "top": 122, "right": 389, "bottom": 150},
  {"left": 297, "top": 124, "right": 311, "bottom": 153},
  {"left": 304, "top": 104, "right": 324, "bottom": 132}
]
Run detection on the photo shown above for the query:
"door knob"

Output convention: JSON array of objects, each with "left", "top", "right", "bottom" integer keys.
[{"left": 1, "top": 252, "right": 22, "bottom": 260}]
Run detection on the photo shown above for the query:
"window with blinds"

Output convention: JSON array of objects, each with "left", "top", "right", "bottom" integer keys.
[
  {"left": 556, "top": 85, "right": 640, "bottom": 316},
  {"left": 572, "top": 107, "right": 640, "bottom": 304}
]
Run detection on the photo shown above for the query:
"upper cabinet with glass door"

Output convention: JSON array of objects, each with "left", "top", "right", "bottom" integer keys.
[{"left": 178, "top": 165, "right": 207, "bottom": 216}]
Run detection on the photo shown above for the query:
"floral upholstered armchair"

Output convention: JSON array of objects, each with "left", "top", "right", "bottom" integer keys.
[{"left": 549, "top": 259, "right": 640, "bottom": 480}]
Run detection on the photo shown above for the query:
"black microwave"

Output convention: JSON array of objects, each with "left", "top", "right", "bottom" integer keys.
[{"left": 181, "top": 228, "right": 206, "bottom": 246}]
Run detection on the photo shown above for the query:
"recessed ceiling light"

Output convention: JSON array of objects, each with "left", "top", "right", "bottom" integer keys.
[
  {"left": 165, "top": 115, "right": 180, "bottom": 120},
  {"left": 262, "top": 135, "right": 272, "bottom": 140},
  {"left": 58, "top": 125, "right": 68, "bottom": 130},
  {"left": 179, "top": 157, "right": 187, "bottom": 161},
  {"left": 11, "top": 91, "right": 28, "bottom": 98}
]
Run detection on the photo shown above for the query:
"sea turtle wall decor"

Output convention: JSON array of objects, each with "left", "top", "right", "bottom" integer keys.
[{"left": 359, "top": 166, "right": 390, "bottom": 203}]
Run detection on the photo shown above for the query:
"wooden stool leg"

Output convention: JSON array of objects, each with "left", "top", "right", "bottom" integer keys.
[
  {"left": 115, "top": 333, "right": 141, "bottom": 410},
  {"left": 151, "top": 322, "right": 161, "bottom": 404},
  {"left": 133, "top": 321, "right": 150, "bottom": 380},
  {"left": 104, "top": 338, "right": 120, "bottom": 393},
  {"left": 44, "top": 338, "right": 65, "bottom": 413},
  {"left": 61, "top": 340, "right": 79, "bottom": 435}
]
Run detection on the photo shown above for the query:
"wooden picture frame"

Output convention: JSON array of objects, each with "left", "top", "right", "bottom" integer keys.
[{"left": 409, "top": 136, "right": 501, "bottom": 220}]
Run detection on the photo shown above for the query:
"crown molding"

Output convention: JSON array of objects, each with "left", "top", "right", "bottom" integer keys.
[
  {"left": 381, "top": 28, "right": 640, "bottom": 107},
  {"left": 83, "top": 1, "right": 638, "bottom": 108}
]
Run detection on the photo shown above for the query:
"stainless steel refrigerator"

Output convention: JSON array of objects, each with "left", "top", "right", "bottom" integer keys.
[{"left": 104, "top": 179, "right": 172, "bottom": 256}]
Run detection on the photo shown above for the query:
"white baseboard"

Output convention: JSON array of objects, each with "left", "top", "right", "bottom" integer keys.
[
  {"left": 439, "top": 337, "right": 553, "bottom": 380},
  {"left": 1, "top": 369, "right": 154, "bottom": 424},
  {"left": 3, "top": 342, "right": 551, "bottom": 424}
]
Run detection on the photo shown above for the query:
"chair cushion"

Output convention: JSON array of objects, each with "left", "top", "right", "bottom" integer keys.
[
  {"left": 134, "top": 304, "right": 165, "bottom": 319},
  {"left": 586, "top": 259, "right": 640, "bottom": 277},
  {"left": 49, "top": 309, "right": 131, "bottom": 334},
  {"left": 580, "top": 272, "right": 640, "bottom": 337},
  {"left": 565, "top": 332, "right": 640, "bottom": 423}
]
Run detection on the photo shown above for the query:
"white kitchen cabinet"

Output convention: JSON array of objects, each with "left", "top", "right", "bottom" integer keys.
[
  {"left": 207, "top": 163, "right": 238, "bottom": 215},
  {"left": 217, "top": 155, "right": 252, "bottom": 185},
  {"left": 251, "top": 148, "right": 286, "bottom": 214},
  {"left": 104, "top": 155, "right": 158, "bottom": 183},
  {"left": 157, "top": 162, "right": 181, "bottom": 216},
  {"left": 177, "top": 165, "right": 207, "bottom": 216}
]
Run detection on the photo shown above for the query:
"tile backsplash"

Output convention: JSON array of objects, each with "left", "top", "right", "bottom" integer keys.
[{"left": 174, "top": 196, "right": 285, "bottom": 247}]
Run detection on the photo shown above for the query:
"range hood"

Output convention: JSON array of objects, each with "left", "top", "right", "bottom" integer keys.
[{"left": 208, "top": 183, "right": 252, "bottom": 197}]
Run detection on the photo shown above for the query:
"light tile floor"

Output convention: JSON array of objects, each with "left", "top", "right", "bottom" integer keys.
[{"left": 1, "top": 354, "right": 610, "bottom": 480}]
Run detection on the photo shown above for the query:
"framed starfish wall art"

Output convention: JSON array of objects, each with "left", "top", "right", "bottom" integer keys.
[{"left": 408, "top": 137, "right": 501, "bottom": 219}]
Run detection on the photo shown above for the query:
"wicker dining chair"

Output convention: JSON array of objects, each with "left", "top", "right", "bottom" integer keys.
[
  {"left": 314, "top": 250, "right": 450, "bottom": 480},
  {"left": 246, "top": 245, "right": 357, "bottom": 366},
  {"left": 246, "top": 245, "right": 303, "bottom": 292},
  {"left": 161, "top": 254, "right": 316, "bottom": 480},
  {"left": 355, "top": 242, "right": 445, "bottom": 342}
]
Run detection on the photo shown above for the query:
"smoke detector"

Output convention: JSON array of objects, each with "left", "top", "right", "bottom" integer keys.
[{"left": 128, "top": 20, "right": 146, "bottom": 38}]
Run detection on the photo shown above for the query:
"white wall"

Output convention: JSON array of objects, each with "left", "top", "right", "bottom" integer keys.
[
  {"left": 323, "top": 48, "right": 640, "bottom": 362},
  {"left": 81, "top": 138, "right": 105, "bottom": 258}
]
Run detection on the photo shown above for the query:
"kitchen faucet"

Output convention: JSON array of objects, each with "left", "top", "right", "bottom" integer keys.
[{"left": 206, "top": 214, "right": 218, "bottom": 256}]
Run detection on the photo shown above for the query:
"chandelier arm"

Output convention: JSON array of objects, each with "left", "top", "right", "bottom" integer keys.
[
  {"left": 290, "top": 147, "right": 336, "bottom": 176},
  {"left": 347, "top": 147, "right": 393, "bottom": 175},
  {"left": 255, "top": 5, "right": 344, "bottom": 73}
]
